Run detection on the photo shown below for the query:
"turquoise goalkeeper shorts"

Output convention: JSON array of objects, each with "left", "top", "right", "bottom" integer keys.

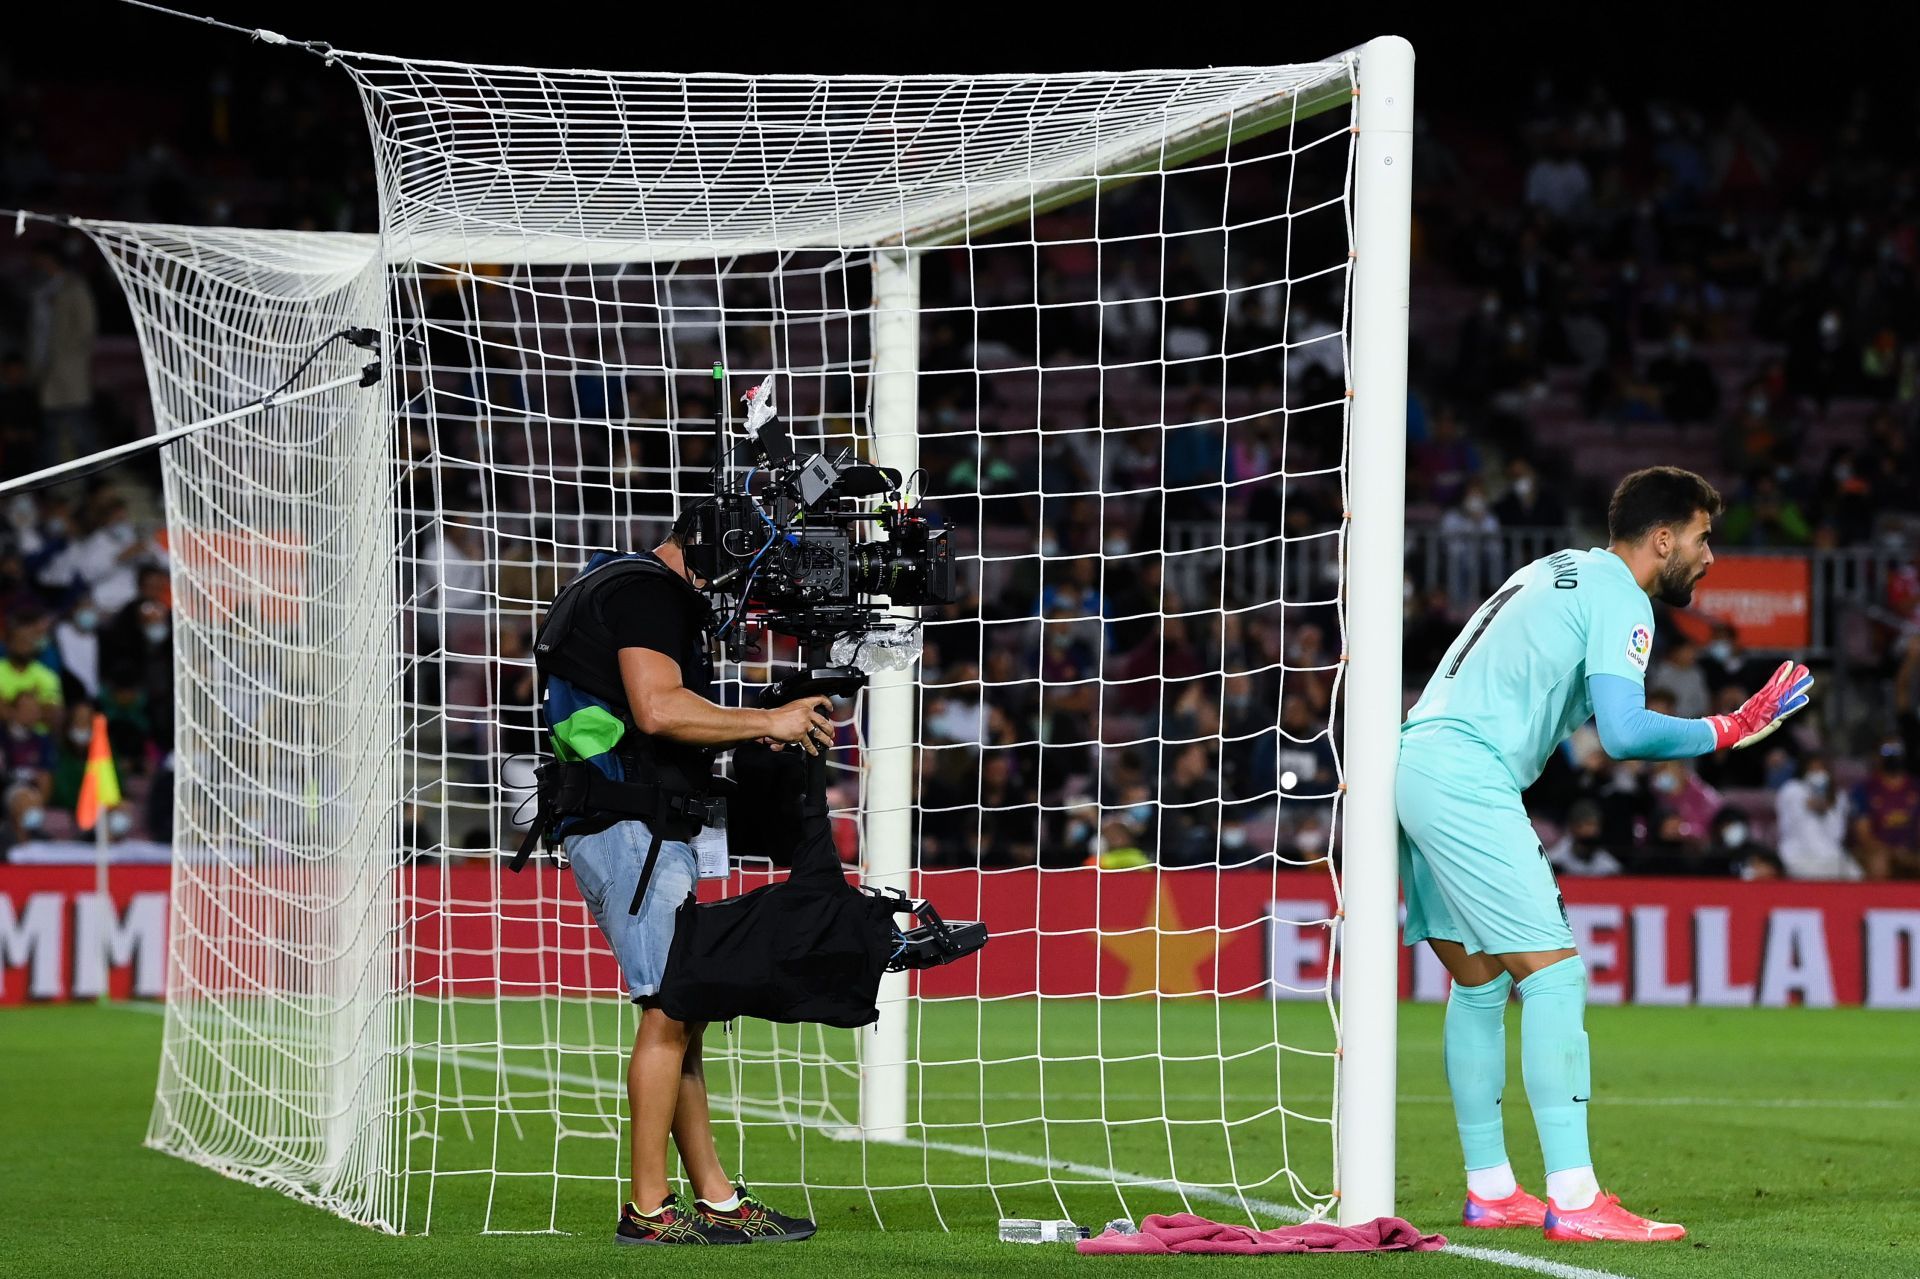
[{"left": 1396, "top": 732, "right": 1574, "bottom": 957}]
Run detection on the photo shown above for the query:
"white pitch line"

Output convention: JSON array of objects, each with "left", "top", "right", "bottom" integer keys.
[
  {"left": 842, "top": 1132, "right": 1641, "bottom": 1279},
  {"left": 115, "top": 1005, "right": 1638, "bottom": 1279},
  {"left": 1435, "top": 1245, "right": 1643, "bottom": 1279},
  {"left": 912, "top": 1090, "right": 1914, "bottom": 1111},
  {"left": 432, "top": 1048, "right": 1633, "bottom": 1279}
]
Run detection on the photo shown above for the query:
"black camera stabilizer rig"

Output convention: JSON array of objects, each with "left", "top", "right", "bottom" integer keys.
[
  {"left": 680, "top": 366, "right": 953, "bottom": 665},
  {"left": 691, "top": 368, "right": 983, "bottom": 972},
  {"left": 759, "top": 662, "right": 986, "bottom": 972}
]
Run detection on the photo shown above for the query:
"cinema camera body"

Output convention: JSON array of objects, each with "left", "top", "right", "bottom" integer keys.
[{"left": 676, "top": 368, "right": 983, "bottom": 977}]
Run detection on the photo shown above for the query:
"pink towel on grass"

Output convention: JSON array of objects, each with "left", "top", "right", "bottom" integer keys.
[{"left": 1076, "top": 1212, "right": 1447, "bottom": 1255}]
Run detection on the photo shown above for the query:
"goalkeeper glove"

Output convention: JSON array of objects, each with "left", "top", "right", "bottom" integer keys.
[{"left": 1706, "top": 659, "right": 1814, "bottom": 750}]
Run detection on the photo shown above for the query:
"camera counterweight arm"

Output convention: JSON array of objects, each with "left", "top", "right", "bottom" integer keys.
[{"left": 751, "top": 643, "right": 988, "bottom": 972}]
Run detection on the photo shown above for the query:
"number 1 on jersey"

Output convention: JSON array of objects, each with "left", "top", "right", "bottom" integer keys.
[{"left": 1445, "top": 585, "right": 1523, "bottom": 679}]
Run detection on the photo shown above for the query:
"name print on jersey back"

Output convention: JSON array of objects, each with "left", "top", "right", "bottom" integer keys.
[{"left": 1404, "top": 547, "right": 1655, "bottom": 790}]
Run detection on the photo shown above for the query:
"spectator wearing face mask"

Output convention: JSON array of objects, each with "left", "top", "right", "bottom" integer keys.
[
  {"left": 1048, "top": 801, "right": 1097, "bottom": 866},
  {"left": 1787, "top": 307, "right": 1850, "bottom": 407},
  {"left": 1647, "top": 759, "right": 1722, "bottom": 845},
  {"left": 1647, "top": 327, "right": 1721, "bottom": 424},
  {"left": 1702, "top": 806, "right": 1784, "bottom": 879},
  {"left": 1492, "top": 457, "right": 1567, "bottom": 529},
  {"left": 48, "top": 699, "right": 96, "bottom": 820},
  {"left": 1438, "top": 480, "right": 1503, "bottom": 609},
  {"left": 1820, "top": 447, "right": 1878, "bottom": 545},
  {"left": 3, "top": 692, "right": 57, "bottom": 852},
  {"left": 1091, "top": 816, "right": 1150, "bottom": 870},
  {"left": 1217, "top": 819, "right": 1261, "bottom": 867},
  {"left": 43, "top": 494, "right": 150, "bottom": 614},
  {"left": 51, "top": 595, "right": 102, "bottom": 700},
  {"left": 1546, "top": 798, "right": 1624, "bottom": 876},
  {"left": 1851, "top": 737, "right": 1920, "bottom": 879},
  {"left": 100, "top": 589, "right": 175, "bottom": 757},
  {"left": 1697, "top": 621, "right": 1752, "bottom": 695},
  {"left": 1774, "top": 755, "right": 1861, "bottom": 880},
  {"left": 1286, "top": 807, "right": 1333, "bottom": 866},
  {"left": 6, "top": 492, "right": 73, "bottom": 579}
]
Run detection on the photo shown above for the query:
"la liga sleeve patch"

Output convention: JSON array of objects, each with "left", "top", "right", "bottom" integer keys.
[{"left": 1626, "top": 623, "right": 1653, "bottom": 671}]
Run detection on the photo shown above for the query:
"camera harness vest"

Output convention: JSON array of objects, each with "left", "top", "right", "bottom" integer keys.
[{"left": 514, "top": 552, "right": 725, "bottom": 915}]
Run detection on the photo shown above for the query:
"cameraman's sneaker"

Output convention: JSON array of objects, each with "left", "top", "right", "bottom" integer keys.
[
  {"left": 615, "top": 1196, "right": 749, "bottom": 1245},
  {"left": 696, "top": 1184, "right": 817, "bottom": 1242}
]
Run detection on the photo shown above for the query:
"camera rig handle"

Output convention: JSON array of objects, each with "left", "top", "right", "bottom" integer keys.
[
  {"left": 758, "top": 663, "right": 868, "bottom": 708},
  {"left": 747, "top": 653, "right": 989, "bottom": 974}
]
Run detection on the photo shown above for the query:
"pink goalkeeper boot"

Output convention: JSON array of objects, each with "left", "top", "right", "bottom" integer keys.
[
  {"left": 1461, "top": 1185, "right": 1548, "bottom": 1229},
  {"left": 1543, "top": 1191, "right": 1687, "bottom": 1242}
]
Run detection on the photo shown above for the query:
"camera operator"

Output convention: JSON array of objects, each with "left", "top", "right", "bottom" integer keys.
[{"left": 536, "top": 521, "right": 829, "bottom": 1246}]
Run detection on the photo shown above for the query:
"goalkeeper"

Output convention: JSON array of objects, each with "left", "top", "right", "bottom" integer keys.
[{"left": 1398, "top": 467, "right": 1813, "bottom": 1244}]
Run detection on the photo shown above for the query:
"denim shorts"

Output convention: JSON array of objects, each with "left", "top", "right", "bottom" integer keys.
[{"left": 565, "top": 819, "right": 697, "bottom": 1002}]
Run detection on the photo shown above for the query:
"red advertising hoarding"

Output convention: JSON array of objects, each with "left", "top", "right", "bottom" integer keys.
[
  {"left": 6, "top": 864, "right": 1919, "bottom": 1009},
  {"left": 1672, "top": 554, "right": 1811, "bottom": 648},
  {"left": 0, "top": 865, "right": 172, "bottom": 1002}
]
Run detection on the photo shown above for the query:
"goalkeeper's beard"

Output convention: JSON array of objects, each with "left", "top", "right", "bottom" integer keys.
[{"left": 1655, "top": 556, "right": 1703, "bottom": 608}]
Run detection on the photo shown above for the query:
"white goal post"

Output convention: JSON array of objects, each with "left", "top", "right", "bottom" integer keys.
[
  {"left": 74, "top": 34, "right": 1411, "bottom": 1234},
  {"left": 1338, "top": 34, "right": 1415, "bottom": 1225}
]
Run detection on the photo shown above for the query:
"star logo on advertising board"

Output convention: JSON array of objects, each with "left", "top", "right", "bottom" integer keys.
[{"left": 1099, "top": 882, "right": 1247, "bottom": 995}]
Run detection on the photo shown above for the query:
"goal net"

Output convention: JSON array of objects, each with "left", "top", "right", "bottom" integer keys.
[{"left": 106, "top": 41, "right": 1411, "bottom": 1236}]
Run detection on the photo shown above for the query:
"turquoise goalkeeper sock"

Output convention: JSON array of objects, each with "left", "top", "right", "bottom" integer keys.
[
  {"left": 1444, "top": 971, "right": 1513, "bottom": 1174},
  {"left": 1518, "top": 956, "right": 1593, "bottom": 1176}
]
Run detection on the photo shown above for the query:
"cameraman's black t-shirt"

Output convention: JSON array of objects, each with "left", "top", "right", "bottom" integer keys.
[{"left": 598, "top": 555, "right": 717, "bottom": 782}]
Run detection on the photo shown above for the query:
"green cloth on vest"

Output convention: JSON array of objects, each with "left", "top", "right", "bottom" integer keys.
[{"left": 551, "top": 702, "right": 625, "bottom": 763}]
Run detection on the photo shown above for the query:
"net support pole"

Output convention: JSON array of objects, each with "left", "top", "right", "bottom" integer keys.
[
  {"left": 1337, "top": 34, "right": 1414, "bottom": 1228},
  {"left": 860, "top": 248, "right": 921, "bottom": 1142},
  {"left": 0, "top": 367, "right": 373, "bottom": 500}
]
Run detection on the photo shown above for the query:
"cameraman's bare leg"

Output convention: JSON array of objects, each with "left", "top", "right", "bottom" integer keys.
[
  {"left": 630, "top": 1005, "right": 691, "bottom": 1209},
  {"left": 670, "top": 1022, "right": 734, "bottom": 1203}
]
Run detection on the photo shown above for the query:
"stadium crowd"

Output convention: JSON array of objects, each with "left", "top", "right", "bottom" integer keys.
[
  {"left": 2, "top": 61, "right": 1918, "bottom": 878},
  {"left": 0, "top": 492, "right": 175, "bottom": 851}
]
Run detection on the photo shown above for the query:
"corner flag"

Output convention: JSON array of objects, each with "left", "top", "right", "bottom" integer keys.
[{"left": 77, "top": 711, "right": 121, "bottom": 831}]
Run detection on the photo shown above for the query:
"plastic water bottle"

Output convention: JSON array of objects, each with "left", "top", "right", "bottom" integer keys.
[
  {"left": 1103, "top": 1217, "right": 1138, "bottom": 1236},
  {"left": 998, "top": 1218, "right": 1089, "bottom": 1243}
]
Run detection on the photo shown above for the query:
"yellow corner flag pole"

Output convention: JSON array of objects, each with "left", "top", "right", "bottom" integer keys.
[{"left": 77, "top": 712, "right": 121, "bottom": 1003}]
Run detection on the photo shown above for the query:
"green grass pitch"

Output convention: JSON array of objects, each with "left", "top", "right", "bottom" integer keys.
[{"left": 4, "top": 999, "right": 1914, "bottom": 1278}]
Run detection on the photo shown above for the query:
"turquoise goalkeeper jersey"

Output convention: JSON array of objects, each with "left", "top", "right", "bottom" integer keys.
[{"left": 1403, "top": 547, "right": 1654, "bottom": 789}]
